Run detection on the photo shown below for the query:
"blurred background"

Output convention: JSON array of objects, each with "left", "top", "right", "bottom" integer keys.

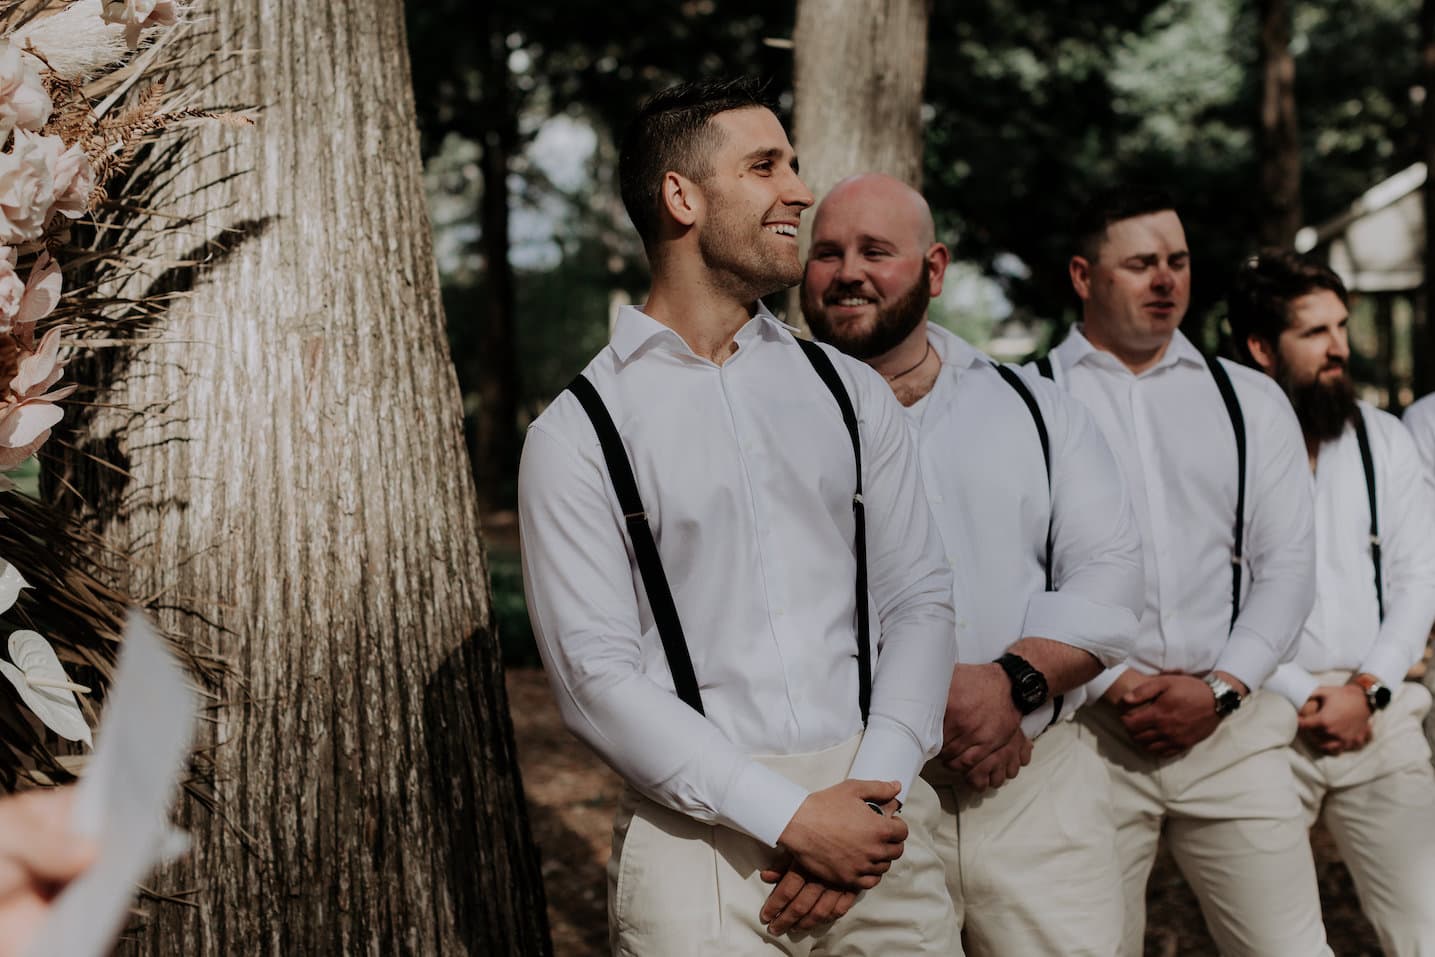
[{"left": 408, "top": 0, "right": 1435, "bottom": 663}]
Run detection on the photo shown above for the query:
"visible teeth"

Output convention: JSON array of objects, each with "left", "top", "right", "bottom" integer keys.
[
  {"left": 766, "top": 224, "right": 797, "bottom": 236},
  {"left": 837, "top": 298, "right": 873, "bottom": 306}
]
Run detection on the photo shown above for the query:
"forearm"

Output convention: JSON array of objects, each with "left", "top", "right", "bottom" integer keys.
[{"left": 1008, "top": 636, "right": 1103, "bottom": 696}]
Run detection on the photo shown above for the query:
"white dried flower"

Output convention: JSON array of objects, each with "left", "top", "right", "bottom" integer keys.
[{"left": 0, "top": 41, "right": 52, "bottom": 137}]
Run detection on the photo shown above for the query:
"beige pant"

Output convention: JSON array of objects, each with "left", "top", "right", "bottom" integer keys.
[
  {"left": 1289, "top": 676, "right": 1435, "bottom": 957},
  {"left": 606, "top": 735, "right": 960, "bottom": 956},
  {"left": 1081, "top": 690, "right": 1332, "bottom": 957},
  {"left": 924, "top": 721, "right": 1123, "bottom": 957}
]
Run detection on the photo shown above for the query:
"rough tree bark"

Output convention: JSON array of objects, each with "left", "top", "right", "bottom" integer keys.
[
  {"left": 787, "top": 0, "right": 929, "bottom": 325},
  {"left": 58, "top": 2, "right": 549, "bottom": 953},
  {"left": 1257, "top": 0, "right": 1301, "bottom": 248}
]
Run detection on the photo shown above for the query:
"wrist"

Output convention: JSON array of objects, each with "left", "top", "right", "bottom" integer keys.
[
  {"left": 995, "top": 652, "right": 1049, "bottom": 716},
  {"left": 1202, "top": 672, "right": 1244, "bottom": 716},
  {"left": 1349, "top": 673, "right": 1391, "bottom": 713}
]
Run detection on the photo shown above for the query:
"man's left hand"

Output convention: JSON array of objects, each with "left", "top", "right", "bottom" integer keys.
[
  {"left": 1119, "top": 673, "right": 1231, "bottom": 757},
  {"left": 1298, "top": 684, "right": 1373, "bottom": 755},
  {"left": 758, "top": 859, "right": 859, "bottom": 936},
  {"left": 939, "top": 662, "right": 1022, "bottom": 773}
]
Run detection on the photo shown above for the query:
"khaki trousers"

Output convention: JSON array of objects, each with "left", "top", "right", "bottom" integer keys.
[
  {"left": 1289, "top": 676, "right": 1435, "bottom": 957},
  {"left": 606, "top": 735, "right": 960, "bottom": 956},
  {"left": 1081, "top": 691, "right": 1332, "bottom": 957},
  {"left": 924, "top": 721, "right": 1123, "bottom": 957}
]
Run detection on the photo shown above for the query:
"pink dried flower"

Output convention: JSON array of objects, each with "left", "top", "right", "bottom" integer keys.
[
  {"left": 0, "top": 41, "right": 51, "bottom": 137},
  {"left": 101, "top": 0, "right": 179, "bottom": 49},
  {"left": 0, "top": 131, "right": 60, "bottom": 244},
  {"left": 45, "top": 139, "right": 93, "bottom": 221},
  {"left": 0, "top": 252, "right": 23, "bottom": 333},
  {"left": 13, "top": 252, "right": 59, "bottom": 349}
]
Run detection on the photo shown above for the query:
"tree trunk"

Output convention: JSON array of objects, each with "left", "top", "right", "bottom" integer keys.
[
  {"left": 1418, "top": 0, "right": 1435, "bottom": 399},
  {"left": 1258, "top": 0, "right": 1301, "bottom": 247},
  {"left": 58, "top": 2, "right": 549, "bottom": 953},
  {"left": 474, "top": 5, "right": 521, "bottom": 511},
  {"left": 787, "top": 0, "right": 929, "bottom": 326}
]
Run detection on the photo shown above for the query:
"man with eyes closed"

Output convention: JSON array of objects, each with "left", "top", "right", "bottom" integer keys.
[
  {"left": 1035, "top": 187, "right": 1329, "bottom": 956},
  {"left": 802, "top": 172, "right": 1144, "bottom": 957},
  {"left": 518, "top": 80, "right": 959, "bottom": 955}
]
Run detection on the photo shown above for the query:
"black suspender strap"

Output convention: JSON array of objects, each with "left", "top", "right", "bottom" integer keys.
[
  {"left": 566, "top": 374, "right": 706, "bottom": 715},
  {"left": 994, "top": 361, "right": 1064, "bottom": 725},
  {"left": 795, "top": 338, "right": 873, "bottom": 724},
  {"left": 1352, "top": 408, "right": 1384, "bottom": 621},
  {"left": 992, "top": 364, "right": 1055, "bottom": 591},
  {"left": 1035, "top": 355, "right": 1054, "bottom": 381},
  {"left": 1204, "top": 355, "right": 1247, "bottom": 633}
]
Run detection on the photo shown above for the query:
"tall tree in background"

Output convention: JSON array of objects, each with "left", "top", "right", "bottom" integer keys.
[
  {"left": 1258, "top": 0, "right": 1301, "bottom": 246},
  {"left": 789, "top": 0, "right": 928, "bottom": 323},
  {"left": 58, "top": 1, "right": 548, "bottom": 952},
  {"left": 792, "top": 0, "right": 928, "bottom": 195}
]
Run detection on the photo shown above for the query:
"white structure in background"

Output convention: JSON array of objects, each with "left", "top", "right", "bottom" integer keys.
[{"left": 1295, "top": 162, "right": 1427, "bottom": 293}]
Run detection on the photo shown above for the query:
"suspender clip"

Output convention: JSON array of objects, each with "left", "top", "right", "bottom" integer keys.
[
  {"left": 623, "top": 510, "right": 648, "bottom": 523},
  {"left": 1230, "top": 552, "right": 1244, "bottom": 567},
  {"left": 1370, "top": 534, "right": 1381, "bottom": 546},
  {"left": 852, "top": 493, "right": 864, "bottom": 506}
]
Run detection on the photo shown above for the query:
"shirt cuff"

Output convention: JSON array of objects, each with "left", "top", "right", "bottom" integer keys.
[
  {"left": 848, "top": 717, "right": 926, "bottom": 807},
  {"left": 716, "top": 759, "right": 812, "bottom": 849},
  {"left": 1085, "top": 662, "right": 1130, "bottom": 702},
  {"left": 1020, "top": 700, "right": 1055, "bottom": 739},
  {"left": 1263, "top": 663, "right": 1319, "bottom": 709},
  {"left": 1021, "top": 591, "right": 1138, "bottom": 667},
  {"left": 1359, "top": 644, "right": 1419, "bottom": 693},
  {"left": 1213, "top": 629, "right": 1280, "bottom": 694}
]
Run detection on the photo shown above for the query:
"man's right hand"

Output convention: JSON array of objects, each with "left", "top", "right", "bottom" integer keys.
[
  {"left": 776, "top": 779, "right": 908, "bottom": 889},
  {"left": 0, "top": 788, "right": 95, "bottom": 957}
]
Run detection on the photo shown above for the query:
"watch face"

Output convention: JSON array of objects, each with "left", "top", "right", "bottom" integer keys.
[
  {"left": 1216, "top": 690, "right": 1241, "bottom": 715},
  {"left": 1015, "top": 673, "right": 1046, "bottom": 709},
  {"left": 1373, "top": 686, "right": 1393, "bottom": 709}
]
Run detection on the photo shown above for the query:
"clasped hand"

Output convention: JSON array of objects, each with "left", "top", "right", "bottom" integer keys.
[
  {"left": 1298, "top": 684, "right": 1372, "bottom": 755},
  {"left": 762, "top": 778, "right": 906, "bottom": 936},
  {"left": 1111, "top": 672, "right": 1230, "bottom": 757},
  {"left": 939, "top": 663, "right": 1030, "bottom": 791}
]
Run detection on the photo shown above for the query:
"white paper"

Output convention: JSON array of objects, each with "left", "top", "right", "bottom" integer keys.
[{"left": 24, "top": 610, "right": 197, "bottom": 957}]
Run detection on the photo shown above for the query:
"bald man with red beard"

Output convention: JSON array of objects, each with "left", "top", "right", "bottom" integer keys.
[{"left": 803, "top": 172, "right": 1145, "bottom": 956}]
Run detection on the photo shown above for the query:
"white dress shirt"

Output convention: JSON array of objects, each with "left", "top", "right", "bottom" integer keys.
[
  {"left": 518, "top": 303, "right": 956, "bottom": 849},
  {"left": 1034, "top": 328, "right": 1315, "bottom": 696},
  {"left": 1266, "top": 403, "right": 1435, "bottom": 706},
  {"left": 1401, "top": 391, "right": 1435, "bottom": 472},
  {"left": 910, "top": 326, "right": 1144, "bottom": 733}
]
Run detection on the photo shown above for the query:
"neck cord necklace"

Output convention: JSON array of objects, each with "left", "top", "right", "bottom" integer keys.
[{"left": 884, "top": 341, "right": 932, "bottom": 382}]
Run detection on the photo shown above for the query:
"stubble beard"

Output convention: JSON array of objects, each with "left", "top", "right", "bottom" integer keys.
[
  {"left": 802, "top": 271, "right": 931, "bottom": 360},
  {"left": 699, "top": 206, "right": 802, "bottom": 303}
]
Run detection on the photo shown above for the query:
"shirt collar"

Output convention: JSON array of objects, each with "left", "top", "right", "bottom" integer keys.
[
  {"left": 1054, "top": 324, "right": 1205, "bottom": 376},
  {"left": 925, "top": 323, "right": 990, "bottom": 370},
  {"left": 610, "top": 300, "right": 795, "bottom": 363}
]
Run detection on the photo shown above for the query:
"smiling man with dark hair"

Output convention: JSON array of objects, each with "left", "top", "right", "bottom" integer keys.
[{"left": 519, "top": 81, "right": 959, "bottom": 954}]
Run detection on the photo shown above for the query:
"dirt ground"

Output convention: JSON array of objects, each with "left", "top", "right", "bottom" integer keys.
[{"left": 507, "top": 667, "right": 1385, "bottom": 956}]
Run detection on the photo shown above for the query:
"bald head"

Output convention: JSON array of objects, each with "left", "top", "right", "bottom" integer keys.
[
  {"left": 814, "top": 173, "right": 936, "bottom": 250},
  {"left": 802, "top": 172, "right": 949, "bottom": 361}
]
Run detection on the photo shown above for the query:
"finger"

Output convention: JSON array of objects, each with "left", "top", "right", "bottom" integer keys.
[
  {"left": 0, "top": 790, "right": 93, "bottom": 888},
  {"left": 795, "top": 886, "right": 842, "bottom": 931},
  {"left": 768, "top": 879, "right": 824, "bottom": 936},
  {"left": 760, "top": 869, "right": 783, "bottom": 884},
  {"left": 1121, "top": 678, "right": 1165, "bottom": 707},
  {"left": 759, "top": 870, "right": 808, "bottom": 924},
  {"left": 833, "top": 890, "right": 859, "bottom": 918},
  {"left": 856, "top": 874, "right": 880, "bottom": 890}
]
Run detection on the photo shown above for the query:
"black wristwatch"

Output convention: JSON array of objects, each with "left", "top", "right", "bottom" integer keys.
[
  {"left": 996, "top": 652, "right": 1049, "bottom": 715},
  {"left": 1351, "top": 673, "right": 1392, "bottom": 713}
]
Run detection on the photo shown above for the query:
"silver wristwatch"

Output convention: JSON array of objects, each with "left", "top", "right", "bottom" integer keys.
[{"left": 1202, "top": 673, "right": 1243, "bottom": 716}]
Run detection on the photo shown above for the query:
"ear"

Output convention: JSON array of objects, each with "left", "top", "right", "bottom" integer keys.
[
  {"left": 660, "top": 171, "right": 700, "bottom": 228},
  {"left": 1069, "top": 255, "right": 1093, "bottom": 300},
  {"left": 925, "top": 243, "right": 951, "bottom": 297},
  {"left": 1246, "top": 334, "right": 1279, "bottom": 375}
]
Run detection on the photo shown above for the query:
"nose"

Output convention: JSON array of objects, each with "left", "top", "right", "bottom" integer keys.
[
  {"left": 1331, "top": 325, "right": 1350, "bottom": 360},
  {"left": 785, "top": 169, "right": 814, "bottom": 211},
  {"left": 835, "top": 249, "right": 865, "bottom": 284},
  {"left": 1152, "top": 263, "right": 1174, "bottom": 293}
]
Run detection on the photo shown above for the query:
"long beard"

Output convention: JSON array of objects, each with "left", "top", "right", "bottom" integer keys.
[
  {"left": 1280, "top": 362, "right": 1356, "bottom": 443},
  {"left": 802, "top": 271, "right": 930, "bottom": 360}
]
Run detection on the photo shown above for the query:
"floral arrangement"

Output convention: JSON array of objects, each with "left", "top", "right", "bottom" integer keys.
[{"left": 0, "top": 0, "right": 240, "bottom": 788}]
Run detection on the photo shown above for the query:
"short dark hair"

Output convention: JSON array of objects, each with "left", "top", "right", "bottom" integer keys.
[
  {"left": 618, "top": 77, "right": 775, "bottom": 248},
  {"left": 1227, "top": 250, "right": 1349, "bottom": 363},
  {"left": 1073, "top": 186, "right": 1179, "bottom": 261}
]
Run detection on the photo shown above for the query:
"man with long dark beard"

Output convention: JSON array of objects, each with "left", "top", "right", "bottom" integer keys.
[
  {"left": 1228, "top": 250, "right": 1435, "bottom": 956},
  {"left": 802, "top": 172, "right": 1145, "bottom": 956}
]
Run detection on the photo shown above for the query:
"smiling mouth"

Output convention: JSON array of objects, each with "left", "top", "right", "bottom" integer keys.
[
  {"left": 827, "top": 296, "right": 876, "bottom": 308},
  {"left": 764, "top": 223, "right": 798, "bottom": 237}
]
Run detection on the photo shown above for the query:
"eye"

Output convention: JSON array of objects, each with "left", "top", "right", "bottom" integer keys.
[
  {"left": 864, "top": 248, "right": 889, "bottom": 259},
  {"left": 753, "top": 160, "right": 773, "bottom": 173}
]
